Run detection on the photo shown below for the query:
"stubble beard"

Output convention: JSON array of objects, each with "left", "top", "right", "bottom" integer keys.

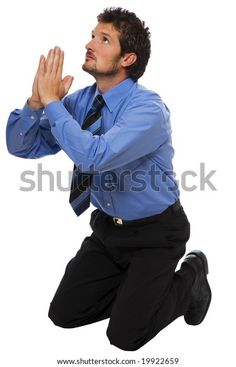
[{"left": 82, "top": 57, "right": 121, "bottom": 79}]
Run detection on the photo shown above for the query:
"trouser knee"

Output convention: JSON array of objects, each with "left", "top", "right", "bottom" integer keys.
[
  {"left": 48, "top": 301, "right": 75, "bottom": 328},
  {"left": 106, "top": 323, "right": 143, "bottom": 351},
  {"left": 48, "top": 297, "right": 105, "bottom": 329}
]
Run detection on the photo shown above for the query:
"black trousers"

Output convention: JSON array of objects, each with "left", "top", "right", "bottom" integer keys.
[{"left": 48, "top": 204, "right": 194, "bottom": 351}]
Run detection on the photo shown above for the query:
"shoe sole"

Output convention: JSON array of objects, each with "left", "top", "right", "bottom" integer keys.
[{"left": 185, "top": 250, "right": 212, "bottom": 325}]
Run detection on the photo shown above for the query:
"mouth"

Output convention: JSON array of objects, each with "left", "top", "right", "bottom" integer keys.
[{"left": 85, "top": 52, "right": 96, "bottom": 61}]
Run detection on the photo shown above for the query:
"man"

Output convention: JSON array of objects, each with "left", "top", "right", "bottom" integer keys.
[{"left": 6, "top": 8, "right": 211, "bottom": 351}]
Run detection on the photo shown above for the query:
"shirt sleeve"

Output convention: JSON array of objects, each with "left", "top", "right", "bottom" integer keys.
[
  {"left": 44, "top": 94, "right": 169, "bottom": 172},
  {"left": 5, "top": 98, "right": 70, "bottom": 158}
]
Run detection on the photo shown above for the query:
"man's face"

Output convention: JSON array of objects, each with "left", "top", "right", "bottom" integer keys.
[{"left": 82, "top": 22, "right": 124, "bottom": 78}]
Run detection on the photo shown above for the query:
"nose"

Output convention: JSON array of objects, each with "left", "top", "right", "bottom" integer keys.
[{"left": 85, "top": 38, "right": 95, "bottom": 51}]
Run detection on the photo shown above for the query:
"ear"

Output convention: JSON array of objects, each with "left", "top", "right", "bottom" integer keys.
[{"left": 121, "top": 53, "right": 137, "bottom": 68}]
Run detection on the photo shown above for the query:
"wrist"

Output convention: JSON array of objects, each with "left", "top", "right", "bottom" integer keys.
[
  {"left": 28, "top": 97, "right": 44, "bottom": 110},
  {"left": 42, "top": 97, "right": 60, "bottom": 107}
]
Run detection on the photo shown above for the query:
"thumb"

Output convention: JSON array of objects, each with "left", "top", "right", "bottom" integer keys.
[{"left": 62, "top": 75, "right": 74, "bottom": 94}]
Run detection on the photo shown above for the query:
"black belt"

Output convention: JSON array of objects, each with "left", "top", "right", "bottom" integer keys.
[{"left": 112, "top": 200, "right": 182, "bottom": 226}]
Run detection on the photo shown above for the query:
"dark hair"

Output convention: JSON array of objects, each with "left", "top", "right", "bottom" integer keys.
[{"left": 97, "top": 7, "right": 151, "bottom": 80}]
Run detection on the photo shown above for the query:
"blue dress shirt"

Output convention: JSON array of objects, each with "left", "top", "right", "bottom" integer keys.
[{"left": 6, "top": 78, "right": 179, "bottom": 220}]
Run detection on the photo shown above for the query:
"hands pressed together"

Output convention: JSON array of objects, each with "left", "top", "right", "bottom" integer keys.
[{"left": 28, "top": 46, "right": 74, "bottom": 109}]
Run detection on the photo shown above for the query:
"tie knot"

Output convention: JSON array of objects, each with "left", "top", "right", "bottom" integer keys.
[{"left": 91, "top": 94, "right": 105, "bottom": 112}]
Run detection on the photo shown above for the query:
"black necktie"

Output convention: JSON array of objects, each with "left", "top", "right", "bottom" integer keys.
[{"left": 69, "top": 94, "right": 105, "bottom": 216}]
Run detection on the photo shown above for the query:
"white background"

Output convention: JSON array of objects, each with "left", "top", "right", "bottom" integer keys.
[{"left": 0, "top": 0, "right": 235, "bottom": 366}]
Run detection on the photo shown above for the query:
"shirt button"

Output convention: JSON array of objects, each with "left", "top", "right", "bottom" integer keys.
[
  {"left": 19, "top": 132, "right": 23, "bottom": 136},
  {"left": 30, "top": 115, "right": 35, "bottom": 120},
  {"left": 107, "top": 203, "right": 111, "bottom": 207}
]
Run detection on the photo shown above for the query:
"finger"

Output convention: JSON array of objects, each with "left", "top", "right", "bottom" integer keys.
[
  {"left": 33, "top": 55, "right": 44, "bottom": 85},
  {"left": 36, "top": 55, "right": 44, "bottom": 73},
  {"left": 45, "top": 48, "right": 52, "bottom": 66},
  {"left": 52, "top": 46, "right": 61, "bottom": 75},
  {"left": 45, "top": 48, "right": 54, "bottom": 73},
  {"left": 38, "top": 55, "right": 46, "bottom": 75},
  {"left": 57, "top": 49, "right": 64, "bottom": 78}
]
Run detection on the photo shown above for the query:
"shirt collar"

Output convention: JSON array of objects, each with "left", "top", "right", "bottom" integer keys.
[{"left": 95, "top": 78, "right": 136, "bottom": 113}]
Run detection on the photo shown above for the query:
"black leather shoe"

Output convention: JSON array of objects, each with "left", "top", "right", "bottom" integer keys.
[{"left": 182, "top": 250, "right": 212, "bottom": 325}]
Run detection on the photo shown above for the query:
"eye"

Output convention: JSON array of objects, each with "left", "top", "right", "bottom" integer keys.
[{"left": 103, "top": 37, "right": 109, "bottom": 44}]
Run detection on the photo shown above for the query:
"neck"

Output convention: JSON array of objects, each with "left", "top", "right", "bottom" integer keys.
[{"left": 95, "top": 73, "right": 128, "bottom": 94}]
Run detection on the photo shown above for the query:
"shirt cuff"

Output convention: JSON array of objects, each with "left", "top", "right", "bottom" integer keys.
[
  {"left": 22, "top": 101, "right": 44, "bottom": 120},
  {"left": 44, "top": 101, "right": 71, "bottom": 126}
]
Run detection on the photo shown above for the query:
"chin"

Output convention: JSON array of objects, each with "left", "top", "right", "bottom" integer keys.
[
  {"left": 82, "top": 62, "right": 89, "bottom": 71},
  {"left": 82, "top": 63, "right": 96, "bottom": 76}
]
